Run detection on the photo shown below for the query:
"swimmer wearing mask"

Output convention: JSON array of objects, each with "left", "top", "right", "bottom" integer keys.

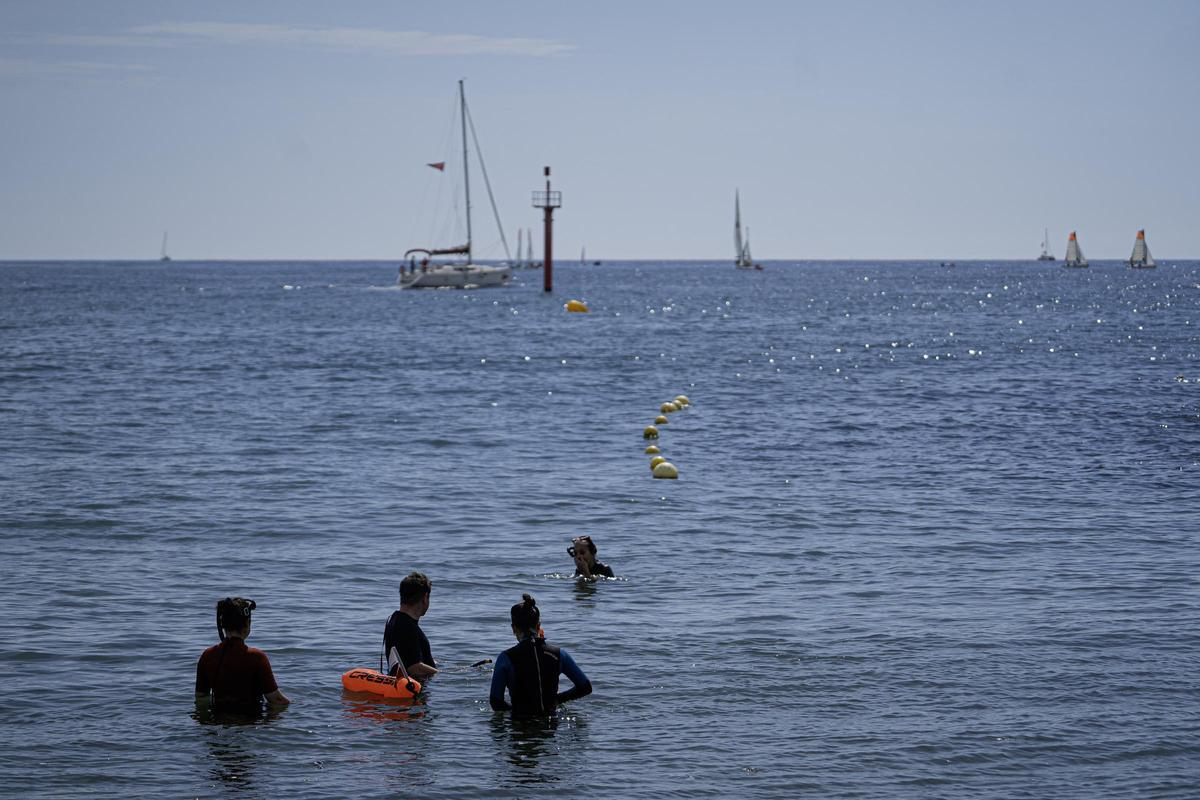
[{"left": 569, "top": 536, "right": 614, "bottom": 579}]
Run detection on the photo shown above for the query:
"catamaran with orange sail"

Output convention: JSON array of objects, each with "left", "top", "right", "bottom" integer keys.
[
  {"left": 1062, "top": 232, "right": 1088, "bottom": 268},
  {"left": 1127, "top": 229, "right": 1156, "bottom": 269}
]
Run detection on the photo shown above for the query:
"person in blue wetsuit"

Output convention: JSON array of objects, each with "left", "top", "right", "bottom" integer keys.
[{"left": 489, "top": 594, "right": 592, "bottom": 715}]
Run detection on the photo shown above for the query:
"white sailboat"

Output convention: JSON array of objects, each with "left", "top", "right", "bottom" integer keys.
[
  {"left": 524, "top": 228, "right": 540, "bottom": 269},
  {"left": 398, "top": 80, "right": 511, "bottom": 289},
  {"left": 515, "top": 229, "right": 526, "bottom": 268},
  {"left": 159, "top": 231, "right": 171, "bottom": 262},
  {"left": 1062, "top": 231, "right": 1088, "bottom": 268},
  {"left": 734, "top": 190, "right": 762, "bottom": 270},
  {"left": 1128, "top": 229, "right": 1156, "bottom": 269},
  {"left": 1037, "top": 228, "right": 1055, "bottom": 261}
]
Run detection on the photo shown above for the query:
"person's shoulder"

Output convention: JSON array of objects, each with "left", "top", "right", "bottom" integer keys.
[
  {"left": 246, "top": 645, "right": 272, "bottom": 663},
  {"left": 198, "top": 641, "right": 223, "bottom": 661}
]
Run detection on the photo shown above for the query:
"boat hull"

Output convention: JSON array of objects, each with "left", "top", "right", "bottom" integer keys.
[{"left": 400, "top": 264, "right": 512, "bottom": 289}]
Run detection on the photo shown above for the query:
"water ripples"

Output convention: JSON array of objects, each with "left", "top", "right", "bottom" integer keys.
[{"left": 1, "top": 260, "right": 1198, "bottom": 798}]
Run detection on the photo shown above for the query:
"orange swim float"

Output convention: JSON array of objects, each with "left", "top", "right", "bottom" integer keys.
[{"left": 341, "top": 668, "right": 422, "bottom": 700}]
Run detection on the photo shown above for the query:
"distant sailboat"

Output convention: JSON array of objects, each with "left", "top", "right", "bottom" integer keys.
[
  {"left": 398, "top": 80, "right": 511, "bottom": 289},
  {"left": 1128, "top": 229, "right": 1156, "bottom": 269},
  {"left": 524, "top": 228, "right": 540, "bottom": 269},
  {"left": 160, "top": 231, "right": 171, "bottom": 262},
  {"left": 1037, "top": 228, "right": 1055, "bottom": 261},
  {"left": 1062, "top": 231, "right": 1088, "bottom": 268},
  {"left": 734, "top": 190, "right": 762, "bottom": 270}
]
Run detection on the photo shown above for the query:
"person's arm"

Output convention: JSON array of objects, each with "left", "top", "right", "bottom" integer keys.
[
  {"left": 407, "top": 661, "right": 438, "bottom": 678},
  {"left": 489, "top": 652, "right": 512, "bottom": 711},
  {"left": 387, "top": 624, "right": 438, "bottom": 678},
  {"left": 556, "top": 648, "right": 592, "bottom": 705},
  {"left": 195, "top": 657, "right": 210, "bottom": 702},
  {"left": 257, "top": 652, "right": 291, "bottom": 706},
  {"left": 555, "top": 649, "right": 592, "bottom": 705}
]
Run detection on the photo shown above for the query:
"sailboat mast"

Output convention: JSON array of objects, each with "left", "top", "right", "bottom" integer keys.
[
  {"left": 459, "top": 79, "right": 473, "bottom": 263},
  {"left": 734, "top": 190, "right": 744, "bottom": 262}
]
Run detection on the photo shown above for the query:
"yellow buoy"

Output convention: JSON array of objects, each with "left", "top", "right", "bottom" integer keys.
[
  {"left": 675, "top": 395, "right": 690, "bottom": 406},
  {"left": 650, "top": 455, "right": 667, "bottom": 469},
  {"left": 643, "top": 426, "right": 659, "bottom": 440},
  {"left": 565, "top": 299, "right": 589, "bottom": 313},
  {"left": 655, "top": 415, "right": 669, "bottom": 425},
  {"left": 652, "top": 461, "right": 679, "bottom": 479},
  {"left": 644, "top": 445, "right": 660, "bottom": 455},
  {"left": 660, "top": 402, "right": 677, "bottom": 413}
]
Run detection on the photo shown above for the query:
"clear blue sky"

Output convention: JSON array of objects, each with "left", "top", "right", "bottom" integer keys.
[{"left": 2, "top": 0, "right": 1197, "bottom": 260}]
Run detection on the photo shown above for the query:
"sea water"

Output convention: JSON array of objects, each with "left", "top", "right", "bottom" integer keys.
[{"left": 1, "top": 260, "right": 1197, "bottom": 798}]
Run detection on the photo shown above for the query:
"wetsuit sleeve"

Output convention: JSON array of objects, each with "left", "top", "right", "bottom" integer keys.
[
  {"left": 255, "top": 651, "right": 279, "bottom": 696},
  {"left": 489, "top": 652, "right": 512, "bottom": 711},
  {"left": 195, "top": 655, "right": 209, "bottom": 695},
  {"left": 555, "top": 648, "right": 592, "bottom": 705},
  {"left": 595, "top": 562, "right": 615, "bottom": 578}
]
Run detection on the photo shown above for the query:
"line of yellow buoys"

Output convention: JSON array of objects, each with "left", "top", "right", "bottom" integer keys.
[{"left": 642, "top": 394, "right": 690, "bottom": 479}]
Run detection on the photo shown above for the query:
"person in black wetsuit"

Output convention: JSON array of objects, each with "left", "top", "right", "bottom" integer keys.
[
  {"left": 489, "top": 594, "right": 592, "bottom": 715},
  {"left": 383, "top": 572, "right": 437, "bottom": 679},
  {"left": 569, "top": 535, "right": 614, "bottom": 579}
]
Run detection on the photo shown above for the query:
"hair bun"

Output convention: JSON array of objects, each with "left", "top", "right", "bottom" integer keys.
[{"left": 522, "top": 593, "right": 536, "bottom": 607}]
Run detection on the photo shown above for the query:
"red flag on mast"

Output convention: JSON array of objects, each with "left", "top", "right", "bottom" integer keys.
[{"left": 427, "top": 162, "right": 445, "bottom": 171}]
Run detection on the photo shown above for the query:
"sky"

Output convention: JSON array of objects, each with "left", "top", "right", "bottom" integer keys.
[{"left": 1, "top": 0, "right": 1198, "bottom": 260}]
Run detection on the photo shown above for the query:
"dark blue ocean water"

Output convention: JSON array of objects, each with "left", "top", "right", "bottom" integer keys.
[{"left": 1, "top": 260, "right": 1198, "bottom": 799}]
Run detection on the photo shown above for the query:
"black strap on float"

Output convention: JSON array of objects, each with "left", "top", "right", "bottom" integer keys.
[{"left": 393, "top": 656, "right": 418, "bottom": 696}]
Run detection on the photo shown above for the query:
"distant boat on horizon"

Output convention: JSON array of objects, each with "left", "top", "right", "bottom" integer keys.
[
  {"left": 1062, "top": 231, "right": 1088, "bottom": 268},
  {"left": 160, "top": 231, "right": 171, "bottom": 262},
  {"left": 1037, "top": 228, "right": 1055, "bottom": 261},
  {"left": 734, "top": 190, "right": 762, "bottom": 270},
  {"left": 1128, "top": 229, "right": 1156, "bottom": 269}
]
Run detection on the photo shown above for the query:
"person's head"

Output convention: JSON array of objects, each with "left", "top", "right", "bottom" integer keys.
[
  {"left": 216, "top": 597, "right": 256, "bottom": 640},
  {"left": 568, "top": 535, "right": 598, "bottom": 567},
  {"left": 399, "top": 572, "right": 432, "bottom": 616},
  {"left": 510, "top": 593, "right": 540, "bottom": 638}
]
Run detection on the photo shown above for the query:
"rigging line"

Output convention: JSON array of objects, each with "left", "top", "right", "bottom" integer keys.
[{"left": 464, "top": 102, "right": 512, "bottom": 263}]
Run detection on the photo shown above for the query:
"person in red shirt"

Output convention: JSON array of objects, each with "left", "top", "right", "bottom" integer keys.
[{"left": 195, "top": 597, "right": 291, "bottom": 709}]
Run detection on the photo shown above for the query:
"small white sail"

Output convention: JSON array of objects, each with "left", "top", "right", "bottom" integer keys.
[{"left": 734, "top": 191, "right": 746, "bottom": 266}]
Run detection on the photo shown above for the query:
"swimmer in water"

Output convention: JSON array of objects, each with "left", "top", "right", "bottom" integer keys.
[
  {"left": 195, "top": 597, "right": 291, "bottom": 709},
  {"left": 383, "top": 572, "right": 438, "bottom": 679},
  {"left": 489, "top": 594, "right": 592, "bottom": 715},
  {"left": 569, "top": 535, "right": 614, "bottom": 579}
]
